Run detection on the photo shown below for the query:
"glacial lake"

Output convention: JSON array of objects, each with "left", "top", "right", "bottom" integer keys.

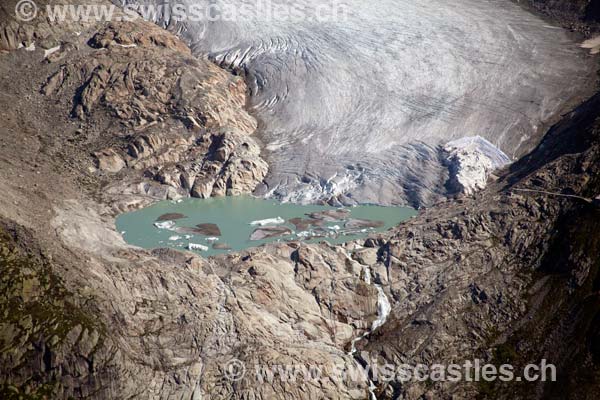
[{"left": 116, "top": 196, "right": 417, "bottom": 257}]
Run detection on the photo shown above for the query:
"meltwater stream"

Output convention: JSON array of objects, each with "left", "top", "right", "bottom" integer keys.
[
  {"left": 123, "top": 0, "right": 593, "bottom": 206},
  {"left": 347, "top": 267, "right": 392, "bottom": 400}
]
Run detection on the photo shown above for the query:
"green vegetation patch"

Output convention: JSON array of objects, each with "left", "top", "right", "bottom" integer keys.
[{"left": 0, "top": 227, "right": 105, "bottom": 397}]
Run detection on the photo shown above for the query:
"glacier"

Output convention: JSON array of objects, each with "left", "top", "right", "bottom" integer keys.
[{"left": 121, "top": 0, "right": 594, "bottom": 206}]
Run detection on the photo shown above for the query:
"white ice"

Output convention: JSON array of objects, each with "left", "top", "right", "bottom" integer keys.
[{"left": 249, "top": 217, "right": 285, "bottom": 226}]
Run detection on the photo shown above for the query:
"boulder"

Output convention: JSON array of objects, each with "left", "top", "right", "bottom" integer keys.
[{"left": 93, "top": 149, "right": 125, "bottom": 173}]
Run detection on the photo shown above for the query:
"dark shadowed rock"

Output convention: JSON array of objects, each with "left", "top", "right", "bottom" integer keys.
[
  {"left": 307, "top": 209, "right": 350, "bottom": 222},
  {"left": 156, "top": 213, "right": 187, "bottom": 222},
  {"left": 288, "top": 217, "right": 321, "bottom": 230},
  {"left": 345, "top": 218, "right": 384, "bottom": 229},
  {"left": 193, "top": 223, "right": 222, "bottom": 236},
  {"left": 250, "top": 226, "right": 292, "bottom": 241}
]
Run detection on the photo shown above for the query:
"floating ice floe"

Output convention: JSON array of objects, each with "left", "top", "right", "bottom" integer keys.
[
  {"left": 187, "top": 243, "right": 209, "bottom": 251},
  {"left": 249, "top": 217, "right": 285, "bottom": 226},
  {"left": 168, "top": 235, "right": 182, "bottom": 241},
  {"left": 205, "top": 237, "right": 219, "bottom": 242},
  {"left": 154, "top": 220, "right": 176, "bottom": 230}
]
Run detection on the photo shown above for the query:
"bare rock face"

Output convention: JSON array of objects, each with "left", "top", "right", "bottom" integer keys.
[
  {"left": 185, "top": 129, "right": 268, "bottom": 198},
  {"left": 0, "top": 1, "right": 92, "bottom": 52},
  {"left": 35, "top": 18, "right": 267, "bottom": 211},
  {"left": 88, "top": 21, "right": 190, "bottom": 53},
  {"left": 93, "top": 148, "right": 125, "bottom": 173}
]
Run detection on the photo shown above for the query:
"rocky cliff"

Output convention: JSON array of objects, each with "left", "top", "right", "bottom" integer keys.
[
  {"left": 0, "top": 0, "right": 600, "bottom": 399},
  {"left": 2, "top": 0, "right": 269, "bottom": 216}
]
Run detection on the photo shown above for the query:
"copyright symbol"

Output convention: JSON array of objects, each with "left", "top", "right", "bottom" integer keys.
[
  {"left": 15, "top": 0, "right": 38, "bottom": 22},
  {"left": 224, "top": 359, "right": 246, "bottom": 381}
]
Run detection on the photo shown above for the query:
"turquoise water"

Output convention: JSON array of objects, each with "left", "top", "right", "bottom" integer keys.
[{"left": 116, "top": 196, "right": 417, "bottom": 257}]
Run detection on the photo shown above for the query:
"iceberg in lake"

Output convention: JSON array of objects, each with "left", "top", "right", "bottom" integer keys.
[
  {"left": 187, "top": 243, "right": 209, "bottom": 252},
  {"left": 249, "top": 217, "right": 285, "bottom": 226},
  {"left": 154, "top": 220, "right": 176, "bottom": 230}
]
